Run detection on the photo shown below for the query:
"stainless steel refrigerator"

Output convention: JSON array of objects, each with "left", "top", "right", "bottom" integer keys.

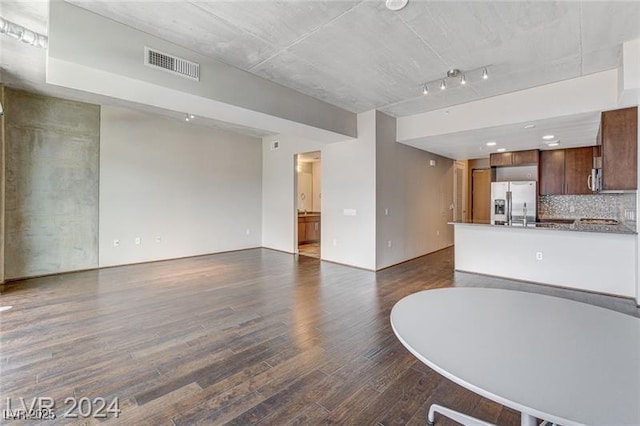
[{"left": 490, "top": 181, "right": 537, "bottom": 226}]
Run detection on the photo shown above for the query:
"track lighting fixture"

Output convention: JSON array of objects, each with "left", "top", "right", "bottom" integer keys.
[
  {"left": 185, "top": 113, "right": 194, "bottom": 122},
  {"left": 420, "top": 66, "right": 489, "bottom": 96},
  {"left": 0, "top": 16, "right": 48, "bottom": 49}
]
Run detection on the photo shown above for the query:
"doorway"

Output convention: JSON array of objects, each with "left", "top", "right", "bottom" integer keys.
[
  {"left": 472, "top": 168, "right": 491, "bottom": 223},
  {"left": 296, "top": 151, "right": 321, "bottom": 258}
]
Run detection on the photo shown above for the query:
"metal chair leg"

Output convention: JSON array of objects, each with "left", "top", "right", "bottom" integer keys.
[{"left": 427, "top": 404, "right": 495, "bottom": 426}]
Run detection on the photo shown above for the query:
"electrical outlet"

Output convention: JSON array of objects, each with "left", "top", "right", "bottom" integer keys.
[
  {"left": 436, "top": 230, "right": 440, "bottom": 236},
  {"left": 569, "top": 204, "right": 575, "bottom": 213},
  {"left": 113, "top": 239, "right": 120, "bottom": 248},
  {"left": 384, "top": 208, "right": 389, "bottom": 216},
  {"left": 246, "top": 228, "right": 251, "bottom": 235},
  {"left": 155, "top": 236, "right": 162, "bottom": 243},
  {"left": 387, "top": 240, "right": 392, "bottom": 248},
  {"left": 135, "top": 237, "right": 141, "bottom": 245},
  {"left": 332, "top": 238, "right": 338, "bottom": 247},
  {"left": 536, "top": 251, "right": 543, "bottom": 261}
]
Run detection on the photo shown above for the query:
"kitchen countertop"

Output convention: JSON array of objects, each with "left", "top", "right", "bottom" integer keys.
[
  {"left": 449, "top": 220, "right": 637, "bottom": 235},
  {"left": 297, "top": 212, "right": 321, "bottom": 218}
]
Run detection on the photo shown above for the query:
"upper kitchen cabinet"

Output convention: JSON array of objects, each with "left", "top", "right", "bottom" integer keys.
[
  {"left": 539, "top": 147, "right": 594, "bottom": 195},
  {"left": 599, "top": 106, "right": 638, "bottom": 191},
  {"left": 490, "top": 149, "right": 539, "bottom": 167},
  {"left": 564, "top": 147, "right": 595, "bottom": 195},
  {"left": 539, "top": 149, "right": 565, "bottom": 195}
]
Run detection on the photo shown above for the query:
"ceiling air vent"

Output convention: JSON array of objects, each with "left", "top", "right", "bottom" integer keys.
[{"left": 144, "top": 47, "right": 199, "bottom": 81}]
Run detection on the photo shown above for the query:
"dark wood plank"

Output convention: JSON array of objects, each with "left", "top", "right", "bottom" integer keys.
[{"left": 0, "top": 247, "right": 558, "bottom": 426}]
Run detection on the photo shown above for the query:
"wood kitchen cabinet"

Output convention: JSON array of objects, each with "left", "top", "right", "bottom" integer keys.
[
  {"left": 599, "top": 106, "right": 638, "bottom": 190},
  {"left": 489, "top": 152, "right": 513, "bottom": 167},
  {"left": 306, "top": 218, "right": 320, "bottom": 242},
  {"left": 297, "top": 217, "right": 306, "bottom": 244},
  {"left": 539, "top": 147, "right": 594, "bottom": 195},
  {"left": 565, "top": 147, "right": 595, "bottom": 194},
  {"left": 298, "top": 215, "right": 320, "bottom": 244},
  {"left": 539, "top": 149, "right": 565, "bottom": 195},
  {"left": 490, "top": 149, "right": 539, "bottom": 167}
]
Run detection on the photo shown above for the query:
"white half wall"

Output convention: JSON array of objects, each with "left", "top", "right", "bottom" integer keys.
[
  {"left": 376, "top": 111, "right": 455, "bottom": 270},
  {"left": 100, "top": 106, "right": 262, "bottom": 267},
  {"left": 262, "top": 111, "right": 377, "bottom": 270},
  {"left": 454, "top": 224, "right": 636, "bottom": 298}
]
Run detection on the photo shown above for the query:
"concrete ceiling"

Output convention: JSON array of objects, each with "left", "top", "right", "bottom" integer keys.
[{"left": 1, "top": 1, "right": 638, "bottom": 154}]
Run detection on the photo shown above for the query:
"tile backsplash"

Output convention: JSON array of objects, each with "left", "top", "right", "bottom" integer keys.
[{"left": 538, "top": 193, "right": 637, "bottom": 230}]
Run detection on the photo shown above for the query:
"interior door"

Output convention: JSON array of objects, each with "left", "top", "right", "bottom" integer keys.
[{"left": 472, "top": 169, "right": 491, "bottom": 224}]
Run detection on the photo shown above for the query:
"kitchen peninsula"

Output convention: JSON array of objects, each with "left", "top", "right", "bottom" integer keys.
[{"left": 451, "top": 221, "right": 636, "bottom": 298}]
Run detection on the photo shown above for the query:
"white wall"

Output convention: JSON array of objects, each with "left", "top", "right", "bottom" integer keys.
[
  {"left": 312, "top": 161, "right": 322, "bottom": 212},
  {"left": 262, "top": 111, "right": 377, "bottom": 270},
  {"left": 100, "top": 106, "right": 262, "bottom": 267},
  {"left": 376, "top": 111, "right": 454, "bottom": 270},
  {"left": 619, "top": 38, "right": 640, "bottom": 105},
  {"left": 454, "top": 224, "right": 636, "bottom": 298},
  {"left": 322, "top": 111, "right": 377, "bottom": 270}
]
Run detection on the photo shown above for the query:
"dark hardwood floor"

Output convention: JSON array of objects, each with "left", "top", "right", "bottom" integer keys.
[{"left": 1, "top": 247, "right": 634, "bottom": 425}]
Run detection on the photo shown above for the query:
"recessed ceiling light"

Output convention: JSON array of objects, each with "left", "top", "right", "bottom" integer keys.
[
  {"left": 385, "top": 0, "right": 408, "bottom": 11},
  {"left": 486, "top": 141, "right": 497, "bottom": 146},
  {"left": 542, "top": 134, "right": 555, "bottom": 140},
  {"left": 497, "top": 148, "right": 506, "bottom": 152},
  {"left": 524, "top": 124, "right": 536, "bottom": 129}
]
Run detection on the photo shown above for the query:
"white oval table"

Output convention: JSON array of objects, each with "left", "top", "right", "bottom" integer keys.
[{"left": 390, "top": 288, "right": 640, "bottom": 426}]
